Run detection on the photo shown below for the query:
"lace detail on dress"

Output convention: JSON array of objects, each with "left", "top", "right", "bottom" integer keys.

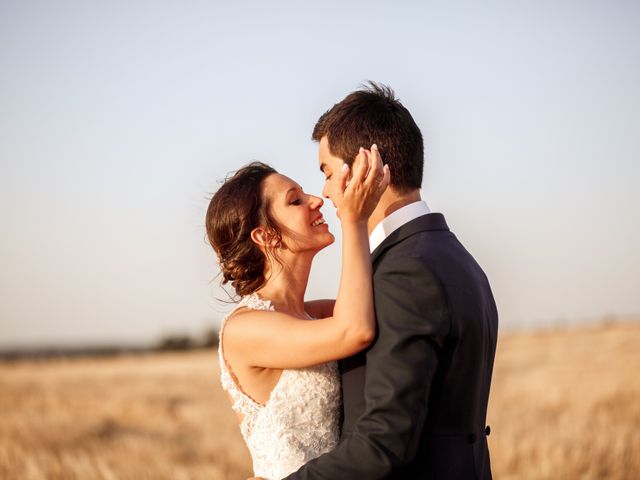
[
  {"left": 218, "top": 293, "right": 340, "bottom": 479},
  {"left": 218, "top": 294, "right": 274, "bottom": 438}
]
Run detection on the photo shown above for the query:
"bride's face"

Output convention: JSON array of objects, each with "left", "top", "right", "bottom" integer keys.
[{"left": 261, "top": 173, "right": 335, "bottom": 253}]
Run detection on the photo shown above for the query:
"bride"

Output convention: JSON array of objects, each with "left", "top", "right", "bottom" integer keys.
[{"left": 205, "top": 146, "right": 389, "bottom": 479}]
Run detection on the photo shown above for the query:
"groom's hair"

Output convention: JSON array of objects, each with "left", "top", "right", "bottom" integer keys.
[{"left": 312, "top": 81, "right": 423, "bottom": 192}]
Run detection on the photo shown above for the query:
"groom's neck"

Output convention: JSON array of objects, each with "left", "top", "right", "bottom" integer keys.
[{"left": 367, "top": 188, "right": 422, "bottom": 235}]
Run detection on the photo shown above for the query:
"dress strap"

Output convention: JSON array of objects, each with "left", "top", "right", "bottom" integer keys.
[{"left": 237, "top": 292, "right": 273, "bottom": 311}]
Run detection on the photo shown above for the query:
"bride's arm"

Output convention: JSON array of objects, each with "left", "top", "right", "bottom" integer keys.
[
  {"left": 224, "top": 147, "right": 389, "bottom": 370},
  {"left": 304, "top": 299, "right": 335, "bottom": 319}
]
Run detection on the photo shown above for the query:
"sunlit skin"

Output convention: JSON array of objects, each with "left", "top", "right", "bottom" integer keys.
[
  {"left": 247, "top": 141, "right": 415, "bottom": 480},
  {"left": 260, "top": 173, "right": 335, "bottom": 254},
  {"left": 222, "top": 148, "right": 390, "bottom": 445},
  {"left": 318, "top": 136, "right": 351, "bottom": 214},
  {"left": 318, "top": 136, "right": 421, "bottom": 235},
  {"left": 251, "top": 173, "right": 335, "bottom": 320},
  {"left": 245, "top": 146, "right": 392, "bottom": 480}
]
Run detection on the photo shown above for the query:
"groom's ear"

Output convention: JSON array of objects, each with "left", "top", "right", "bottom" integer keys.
[{"left": 250, "top": 227, "right": 278, "bottom": 248}]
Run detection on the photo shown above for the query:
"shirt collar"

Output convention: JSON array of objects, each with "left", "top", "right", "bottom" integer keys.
[{"left": 369, "top": 200, "right": 431, "bottom": 253}]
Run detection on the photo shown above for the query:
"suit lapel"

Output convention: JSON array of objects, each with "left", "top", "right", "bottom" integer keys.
[{"left": 370, "top": 213, "right": 450, "bottom": 264}]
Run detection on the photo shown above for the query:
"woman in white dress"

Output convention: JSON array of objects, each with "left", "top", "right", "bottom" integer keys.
[{"left": 205, "top": 146, "right": 389, "bottom": 479}]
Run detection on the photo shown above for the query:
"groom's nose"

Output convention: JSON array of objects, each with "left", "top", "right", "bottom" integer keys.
[{"left": 321, "top": 184, "right": 334, "bottom": 206}]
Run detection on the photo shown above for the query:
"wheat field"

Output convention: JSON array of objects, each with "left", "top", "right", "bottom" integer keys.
[{"left": 1, "top": 322, "right": 639, "bottom": 479}]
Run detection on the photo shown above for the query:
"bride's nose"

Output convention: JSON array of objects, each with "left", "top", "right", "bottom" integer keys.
[{"left": 309, "top": 195, "right": 324, "bottom": 209}]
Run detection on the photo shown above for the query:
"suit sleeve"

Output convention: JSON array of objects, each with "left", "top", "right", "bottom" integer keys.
[{"left": 284, "top": 256, "right": 449, "bottom": 479}]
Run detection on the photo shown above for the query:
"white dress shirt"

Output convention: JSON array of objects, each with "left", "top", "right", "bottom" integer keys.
[{"left": 369, "top": 200, "right": 431, "bottom": 253}]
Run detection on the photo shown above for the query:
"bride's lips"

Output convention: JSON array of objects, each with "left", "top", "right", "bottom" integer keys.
[{"left": 311, "top": 215, "right": 326, "bottom": 227}]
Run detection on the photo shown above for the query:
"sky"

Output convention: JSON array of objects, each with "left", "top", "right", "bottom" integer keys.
[{"left": 1, "top": 0, "right": 639, "bottom": 348}]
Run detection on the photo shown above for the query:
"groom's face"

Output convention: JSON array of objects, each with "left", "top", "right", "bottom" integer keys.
[{"left": 318, "top": 136, "right": 346, "bottom": 209}]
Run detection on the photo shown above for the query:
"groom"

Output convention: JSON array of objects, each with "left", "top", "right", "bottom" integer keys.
[{"left": 285, "top": 83, "right": 498, "bottom": 479}]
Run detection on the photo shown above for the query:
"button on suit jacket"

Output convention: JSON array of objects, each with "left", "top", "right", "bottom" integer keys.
[{"left": 285, "top": 213, "right": 498, "bottom": 479}]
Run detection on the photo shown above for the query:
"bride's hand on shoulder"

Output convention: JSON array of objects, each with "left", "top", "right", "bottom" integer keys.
[{"left": 335, "top": 144, "right": 390, "bottom": 223}]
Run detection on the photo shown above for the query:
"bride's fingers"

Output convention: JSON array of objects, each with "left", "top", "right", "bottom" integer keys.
[
  {"left": 363, "top": 144, "right": 383, "bottom": 187},
  {"left": 362, "top": 148, "right": 372, "bottom": 180},
  {"left": 349, "top": 148, "right": 370, "bottom": 187},
  {"left": 372, "top": 144, "right": 384, "bottom": 178},
  {"left": 338, "top": 162, "right": 350, "bottom": 194},
  {"left": 378, "top": 164, "right": 391, "bottom": 193}
]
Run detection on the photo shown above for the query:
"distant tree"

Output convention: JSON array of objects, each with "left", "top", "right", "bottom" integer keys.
[
  {"left": 201, "top": 328, "right": 219, "bottom": 348},
  {"left": 156, "top": 335, "right": 194, "bottom": 351}
]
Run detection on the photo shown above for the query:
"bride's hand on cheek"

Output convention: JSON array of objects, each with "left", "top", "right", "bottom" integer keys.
[{"left": 336, "top": 144, "right": 390, "bottom": 223}]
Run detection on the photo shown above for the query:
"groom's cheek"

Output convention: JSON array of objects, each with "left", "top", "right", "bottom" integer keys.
[
  {"left": 329, "top": 188, "right": 339, "bottom": 208},
  {"left": 325, "top": 196, "right": 336, "bottom": 209},
  {"left": 322, "top": 183, "right": 337, "bottom": 208}
]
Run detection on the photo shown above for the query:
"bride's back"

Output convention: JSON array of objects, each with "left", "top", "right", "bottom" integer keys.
[{"left": 218, "top": 294, "right": 340, "bottom": 479}]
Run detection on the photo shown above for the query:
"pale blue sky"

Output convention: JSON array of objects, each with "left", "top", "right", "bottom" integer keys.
[{"left": 1, "top": 0, "right": 639, "bottom": 347}]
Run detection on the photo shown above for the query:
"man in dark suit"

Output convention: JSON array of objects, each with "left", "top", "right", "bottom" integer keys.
[{"left": 285, "top": 82, "right": 498, "bottom": 479}]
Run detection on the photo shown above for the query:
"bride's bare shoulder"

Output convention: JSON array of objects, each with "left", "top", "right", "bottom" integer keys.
[
  {"left": 224, "top": 306, "right": 280, "bottom": 340},
  {"left": 228, "top": 305, "right": 274, "bottom": 322},
  {"left": 226, "top": 306, "right": 261, "bottom": 330}
]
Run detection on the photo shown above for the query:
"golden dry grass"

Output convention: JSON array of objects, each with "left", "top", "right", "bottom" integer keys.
[
  {"left": 1, "top": 322, "right": 639, "bottom": 479},
  {"left": 487, "top": 322, "right": 640, "bottom": 479},
  {"left": 0, "top": 352, "right": 252, "bottom": 479}
]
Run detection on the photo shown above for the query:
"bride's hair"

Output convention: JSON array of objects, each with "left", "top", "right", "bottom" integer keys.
[{"left": 206, "top": 162, "right": 282, "bottom": 297}]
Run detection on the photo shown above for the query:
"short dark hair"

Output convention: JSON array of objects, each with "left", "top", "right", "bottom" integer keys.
[
  {"left": 205, "top": 162, "right": 282, "bottom": 297},
  {"left": 312, "top": 81, "right": 423, "bottom": 192}
]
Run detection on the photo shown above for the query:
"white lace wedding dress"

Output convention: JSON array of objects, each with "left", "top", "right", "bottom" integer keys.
[{"left": 218, "top": 293, "right": 341, "bottom": 479}]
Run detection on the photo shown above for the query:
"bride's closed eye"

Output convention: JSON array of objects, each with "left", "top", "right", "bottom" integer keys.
[{"left": 289, "top": 191, "right": 308, "bottom": 206}]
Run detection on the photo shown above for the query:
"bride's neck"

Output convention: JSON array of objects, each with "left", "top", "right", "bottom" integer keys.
[{"left": 257, "top": 251, "right": 313, "bottom": 317}]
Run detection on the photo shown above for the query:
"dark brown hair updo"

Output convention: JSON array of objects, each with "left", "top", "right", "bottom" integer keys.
[{"left": 206, "top": 162, "right": 281, "bottom": 297}]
